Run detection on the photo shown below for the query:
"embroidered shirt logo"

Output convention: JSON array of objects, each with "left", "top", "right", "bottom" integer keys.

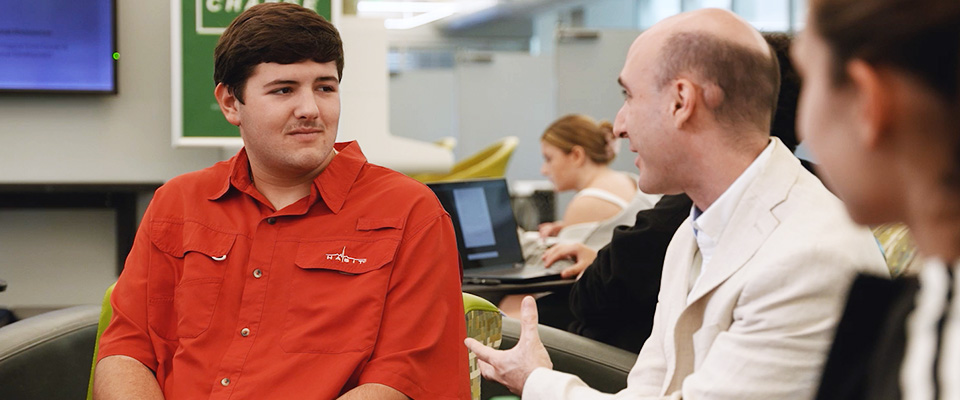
[{"left": 326, "top": 247, "right": 367, "bottom": 264}]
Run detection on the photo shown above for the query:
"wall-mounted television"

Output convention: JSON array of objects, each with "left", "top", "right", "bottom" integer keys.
[{"left": 0, "top": 0, "right": 117, "bottom": 94}]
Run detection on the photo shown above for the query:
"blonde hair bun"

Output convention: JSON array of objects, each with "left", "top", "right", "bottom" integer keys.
[{"left": 541, "top": 114, "right": 618, "bottom": 165}]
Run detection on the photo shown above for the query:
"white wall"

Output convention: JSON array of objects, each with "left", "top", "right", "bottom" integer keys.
[
  {"left": 389, "top": 69, "right": 459, "bottom": 145},
  {"left": 0, "top": 0, "right": 224, "bottom": 310},
  {"left": 389, "top": 52, "right": 557, "bottom": 181},
  {"left": 555, "top": 29, "right": 642, "bottom": 175},
  {"left": 457, "top": 53, "right": 557, "bottom": 181}
]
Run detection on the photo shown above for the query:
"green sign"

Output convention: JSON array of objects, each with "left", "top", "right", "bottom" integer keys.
[{"left": 173, "top": 0, "right": 334, "bottom": 145}]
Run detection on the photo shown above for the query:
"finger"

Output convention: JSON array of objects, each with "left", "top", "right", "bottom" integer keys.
[
  {"left": 560, "top": 261, "right": 587, "bottom": 279},
  {"left": 476, "top": 358, "right": 499, "bottom": 381},
  {"left": 540, "top": 247, "right": 560, "bottom": 268},
  {"left": 537, "top": 223, "right": 553, "bottom": 238},
  {"left": 464, "top": 338, "right": 499, "bottom": 363},
  {"left": 541, "top": 245, "right": 556, "bottom": 259},
  {"left": 541, "top": 244, "right": 573, "bottom": 267},
  {"left": 577, "top": 245, "right": 598, "bottom": 263},
  {"left": 519, "top": 296, "right": 542, "bottom": 343}
]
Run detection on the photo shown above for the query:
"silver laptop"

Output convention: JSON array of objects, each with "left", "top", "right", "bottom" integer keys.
[{"left": 428, "top": 178, "right": 566, "bottom": 284}]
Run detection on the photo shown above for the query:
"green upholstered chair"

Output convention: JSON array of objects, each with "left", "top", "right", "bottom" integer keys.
[
  {"left": 871, "top": 223, "right": 921, "bottom": 277},
  {"left": 86, "top": 282, "right": 114, "bottom": 400},
  {"left": 463, "top": 292, "right": 503, "bottom": 399}
]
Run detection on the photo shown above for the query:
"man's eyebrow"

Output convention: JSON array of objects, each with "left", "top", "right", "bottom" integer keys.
[
  {"left": 262, "top": 76, "right": 339, "bottom": 87},
  {"left": 263, "top": 79, "right": 298, "bottom": 87}
]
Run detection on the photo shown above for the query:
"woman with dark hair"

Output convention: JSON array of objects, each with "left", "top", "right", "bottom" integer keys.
[{"left": 792, "top": 0, "right": 960, "bottom": 398}]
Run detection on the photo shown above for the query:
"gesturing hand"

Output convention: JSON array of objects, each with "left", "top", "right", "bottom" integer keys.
[{"left": 463, "top": 296, "right": 553, "bottom": 395}]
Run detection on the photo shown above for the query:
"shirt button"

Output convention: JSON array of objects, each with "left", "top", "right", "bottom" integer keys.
[
  {"left": 253, "top": 269, "right": 263, "bottom": 278},
  {"left": 240, "top": 328, "right": 250, "bottom": 337},
  {"left": 266, "top": 217, "right": 277, "bottom": 225},
  {"left": 221, "top": 378, "right": 230, "bottom": 386}
]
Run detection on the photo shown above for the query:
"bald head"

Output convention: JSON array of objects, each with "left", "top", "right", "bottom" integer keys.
[
  {"left": 651, "top": 9, "right": 769, "bottom": 54},
  {"left": 627, "top": 9, "right": 780, "bottom": 133}
]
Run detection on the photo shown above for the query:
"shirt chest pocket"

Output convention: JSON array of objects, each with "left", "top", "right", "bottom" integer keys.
[
  {"left": 281, "top": 235, "right": 400, "bottom": 354},
  {"left": 150, "top": 220, "right": 237, "bottom": 339}
]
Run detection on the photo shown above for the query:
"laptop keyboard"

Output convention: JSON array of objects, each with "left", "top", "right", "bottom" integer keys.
[{"left": 523, "top": 252, "right": 574, "bottom": 272}]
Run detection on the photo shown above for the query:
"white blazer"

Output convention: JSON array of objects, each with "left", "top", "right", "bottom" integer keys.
[{"left": 523, "top": 138, "right": 889, "bottom": 400}]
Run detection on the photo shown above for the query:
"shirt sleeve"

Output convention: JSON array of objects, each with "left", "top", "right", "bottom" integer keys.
[
  {"left": 358, "top": 210, "right": 471, "bottom": 400},
  {"left": 96, "top": 203, "right": 178, "bottom": 382}
]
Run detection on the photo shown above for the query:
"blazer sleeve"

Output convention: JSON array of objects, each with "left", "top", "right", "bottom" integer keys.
[{"left": 522, "top": 287, "right": 673, "bottom": 400}]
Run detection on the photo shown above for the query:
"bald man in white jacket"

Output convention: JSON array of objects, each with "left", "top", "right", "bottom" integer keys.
[{"left": 465, "top": 8, "right": 889, "bottom": 400}]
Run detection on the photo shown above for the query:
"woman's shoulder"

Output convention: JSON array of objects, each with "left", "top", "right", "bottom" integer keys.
[{"left": 576, "top": 170, "right": 637, "bottom": 204}]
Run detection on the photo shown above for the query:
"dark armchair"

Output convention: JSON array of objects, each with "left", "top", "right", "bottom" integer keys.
[{"left": 0, "top": 305, "right": 99, "bottom": 399}]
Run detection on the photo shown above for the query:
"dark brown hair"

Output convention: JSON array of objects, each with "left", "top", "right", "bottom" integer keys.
[
  {"left": 656, "top": 31, "right": 781, "bottom": 133},
  {"left": 213, "top": 3, "right": 344, "bottom": 103},
  {"left": 811, "top": 0, "right": 960, "bottom": 185},
  {"left": 764, "top": 32, "right": 802, "bottom": 152},
  {"left": 541, "top": 114, "right": 617, "bottom": 165},
  {"left": 811, "top": 0, "right": 959, "bottom": 102}
]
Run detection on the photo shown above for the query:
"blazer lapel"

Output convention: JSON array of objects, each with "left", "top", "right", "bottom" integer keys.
[
  {"left": 685, "top": 140, "right": 801, "bottom": 309},
  {"left": 647, "top": 218, "right": 697, "bottom": 394}
]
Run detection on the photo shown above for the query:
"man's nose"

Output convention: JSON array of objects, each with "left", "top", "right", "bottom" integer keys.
[
  {"left": 613, "top": 106, "right": 628, "bottom": 138},
  {"left": 294, "top": 90, "right": 321, "bottom": 119}
]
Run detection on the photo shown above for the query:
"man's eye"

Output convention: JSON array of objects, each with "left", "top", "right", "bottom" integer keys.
[
  {"left": 318, "top": 86, "right": 336, "bottom": 93},
  {"left": 272, "top": 87, "right": 292, "bottom": 94}
]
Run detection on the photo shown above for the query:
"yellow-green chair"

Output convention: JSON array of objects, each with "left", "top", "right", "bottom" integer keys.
[
  {"left": 86, "top": 283, "right": 114, "bottom": 400},
  {"left": 871, "top": 223, "right": 921, "bottom": 277},
  {"left": 463, "top": 293, "right": 502, "bottom": 399},
  {"left": 88, "top": 286, "right": 502, "bottom": 400},
  {"left": 411, "top": 136, "right": 519, "bottom": 183}
]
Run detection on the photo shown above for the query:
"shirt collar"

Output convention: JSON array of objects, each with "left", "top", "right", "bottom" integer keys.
[
  {"left": 691, "top": 138, "right": 775, "bottom": 242},
  {"left": 208, "top": 141, "right": 367, "bottom": 214}
]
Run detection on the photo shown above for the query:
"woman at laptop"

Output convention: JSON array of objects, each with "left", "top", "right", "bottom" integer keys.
[
  {"left": 536, "top": 114, "right": 659, "bottom": 252},
  {"left": 503, "top": 115, "right": 659, "bottom": 317}
]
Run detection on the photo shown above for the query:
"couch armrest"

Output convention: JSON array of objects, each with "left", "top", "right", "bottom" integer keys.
[{"left": 0, "top": 305, "right": 100, "bottom": 399}]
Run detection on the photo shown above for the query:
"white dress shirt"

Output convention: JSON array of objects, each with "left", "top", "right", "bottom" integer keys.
[{"left": 687, "top": 139, "right": 775, "bottom": 304}]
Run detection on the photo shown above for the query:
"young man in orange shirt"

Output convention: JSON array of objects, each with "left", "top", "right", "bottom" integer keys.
[{"left": 93, "top": 4, "right": 469, "bottom": 399}]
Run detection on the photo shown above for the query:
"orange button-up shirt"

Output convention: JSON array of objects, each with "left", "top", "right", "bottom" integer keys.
[{"left": 98, "top": 141, "right": 470, "bottom": 399}]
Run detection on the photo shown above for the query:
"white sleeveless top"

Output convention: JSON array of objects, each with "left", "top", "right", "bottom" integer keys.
[
  {"left": 557, "top": 173, "right": 661, "bottom": 250},
  {"left": 573, "top": 187, "right": 631, "bottom": 209}
]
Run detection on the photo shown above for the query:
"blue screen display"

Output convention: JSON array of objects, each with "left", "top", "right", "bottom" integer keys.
[{"left": 0, "top": 0, "right": 116, "bottom": 93}]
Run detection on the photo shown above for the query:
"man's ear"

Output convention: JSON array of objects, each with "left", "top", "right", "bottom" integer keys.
[
  {"left": 846, "top": 60, "right": 890, "bottom": 149},
  {"left": 214, "top": 83, "right": 241, "bottom": 127},
  {"left": 670, "top": 78, "right": 698, "bottom": 129}
]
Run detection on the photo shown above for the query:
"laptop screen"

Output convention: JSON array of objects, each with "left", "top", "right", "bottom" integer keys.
[{"left": 428, "top": 179, "right": 525, "bottom": 269}]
